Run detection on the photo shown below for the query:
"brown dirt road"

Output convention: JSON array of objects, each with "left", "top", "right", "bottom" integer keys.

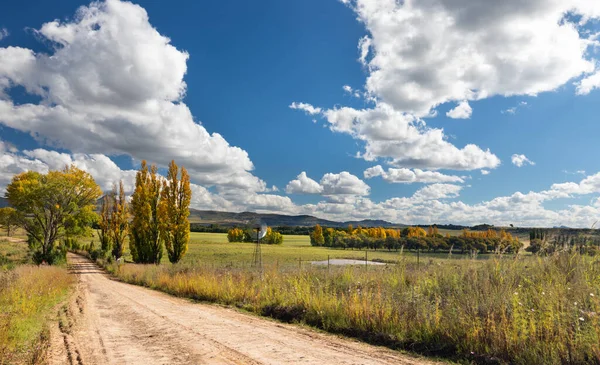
[{"left": 48, "top": 253, "right": 439, "bottom": 365}]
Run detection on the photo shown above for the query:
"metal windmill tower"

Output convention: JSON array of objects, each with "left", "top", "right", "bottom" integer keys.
[{"left": 252, "top": 223, "right": 267, "bottom": 269}]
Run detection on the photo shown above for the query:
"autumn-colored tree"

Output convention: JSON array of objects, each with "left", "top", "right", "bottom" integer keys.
[
  {"left": 158, "top": 161, "right": 191, "bottom": 264},
  {"left": 263, "top": 227, "right": 284, "bottom": 245},
  {"left": 227, "top": 228, "right": 246, "bottom": 242},
  {"left": 6, "top": 166, "right": 101, "bottom": 264},
  {"left": 97, "top": 195, "right": 112, "bottom": 253},
  {"left": 310, "top": 224, "right": 325, "bottom": 246},
  {"left": 0, "top": 207, "right": 18, "bottom": 236},
  {"left": 110, "top": 181, "right": 129, "bottom": 260},
  {"left": 406, "top": 226, "right": 427, "bottom": 238},
  {"left": 129, "top": 161, "right": 163, "bottom": 264}
]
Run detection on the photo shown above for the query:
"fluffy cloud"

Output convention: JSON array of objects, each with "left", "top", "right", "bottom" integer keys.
[
  {"left": 344, "top": 0, "right": 600, "bottom": 116},
  {"left": 446, "top": 101, "right": 472, "bottom": 119},
  {"left": 577, "top": 71, "right": 600, "bottom": 95},
  {"left": 511, "top": 154, "right": 535, "bottom": 167},
  {"left": 285, "top": 172, "right": 323, "bottom": 194},
  {"left": 0, "top": 0, "right": 264, "bottom": 192},
  {"left": 321, "top": 171, "right": 370, "bottom": 196},
  {"left": 364, "top": 165, "right": 464, "bottom": 184},
  {"left": 289, "top": 102, "right": 322, "bottom": 115},
  {"left": 481, "top": 170, "right": 490, "bottom": 175},
  {"left": 285, "top": 171, "right": 370, "bottom": 202},
  {"left": 0, "top": 141, "right": 135, "bottom": 194},
  {"left": 412, "top": 184, "right": 462, "bottom": 201},
  {"left": 322, "top": 103, "right": 500, "bottom": 170}
]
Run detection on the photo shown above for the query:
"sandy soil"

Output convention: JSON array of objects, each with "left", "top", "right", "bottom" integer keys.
[{"left": 48, "top": 253, "right": 438, "bottom": 365}]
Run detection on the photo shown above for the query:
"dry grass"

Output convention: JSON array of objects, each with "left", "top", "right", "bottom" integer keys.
[
  {"left": 0, "top": 265, "right": 73, "bottom": 364},
  {"left": 103, "top": 253, "right": 600, "bottom": 364}
]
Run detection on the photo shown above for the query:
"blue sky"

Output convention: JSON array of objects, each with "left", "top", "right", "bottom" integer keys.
[{"left": 1, "top": 0, "right": 600, "bottom": 227}]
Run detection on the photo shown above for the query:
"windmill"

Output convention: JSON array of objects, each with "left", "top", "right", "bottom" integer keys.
[{"left": 252, "top": 222, "right": 268, "bottom": 269}]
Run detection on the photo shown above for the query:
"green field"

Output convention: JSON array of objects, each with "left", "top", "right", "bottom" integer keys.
[
  {"left": 147, "top": 232, "right": 506, "bottom": 267},
  {"left": 83, "top": 230, "right": 522, "bottom": 267}
]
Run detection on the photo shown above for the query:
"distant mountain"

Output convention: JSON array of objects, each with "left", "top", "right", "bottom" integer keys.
[
  {"left": 0, "top": 197, "right": 9, "bottom": 208},
  {"left": 188, "top": 209, "right": 404, "bottom": 228}
]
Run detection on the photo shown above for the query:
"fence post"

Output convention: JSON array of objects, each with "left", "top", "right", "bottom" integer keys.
[
  {"left": 365, "top": 250, "right": 368, "bottom": 268},
  {"left": 328, "top": 255, "right": 330, "bottom": 272}
]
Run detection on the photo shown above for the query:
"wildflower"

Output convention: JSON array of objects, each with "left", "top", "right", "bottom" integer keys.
[
  {"left": 531, "top": 309, "right": 535, "bottom": 312},
  {"left": 579, "top": 317, "right": 585, "bottom": 322},
  {"left": 514, "top": 292, "right": 518, "bottom": 295},
  {"left": 542, "top": 292, "right": 545, "bottom": 295},
  {"left": 574, "top": 302, "right": 578, "bottom": 306},
  {"left": 518, "top": 302, "right": 523, "bottom": 306},
  {"left": 591, "top": 293, "right": 595, "bottom": 297}
]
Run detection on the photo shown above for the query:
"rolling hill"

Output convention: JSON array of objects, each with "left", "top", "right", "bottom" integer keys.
[{"left": 188, "top": 209, "right": 403, "bottom": 228}]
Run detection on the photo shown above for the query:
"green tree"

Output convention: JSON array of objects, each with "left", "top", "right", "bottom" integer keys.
[
  {"left": 0, "top": 207, "right": 18, "bottom": 236},
  {"left": 6, "top": 166, "right": 102, "bottom": 264},
  {"left": 129, "top": 161, "right": 163, "bottom": 264},
  {"left": 158, "top": 160, "right": 191, "bottom": 263},
  {"left": 110, "top": 181, "right": 129, "bottom": 260},
  {"left": 97, "top": 194, "right": 112, "bottom": 253}
]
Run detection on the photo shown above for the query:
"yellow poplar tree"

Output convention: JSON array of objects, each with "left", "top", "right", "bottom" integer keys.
[
  {"left": 158, "top": 160, "right": 191, "bottom": 264},
  {"left": 130, "top": 161, "right": 163, "bottom": 264},
  {"left": 98, "top": 195, "right": 112, "bottom": 253},
  {"left": 110, "top": 181, "right": 129, "bottom": 260}
]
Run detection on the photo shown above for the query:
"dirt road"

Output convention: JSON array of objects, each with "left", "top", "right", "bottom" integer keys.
[{"left": 49, "top": 253, "right": 437, "bottom": 365}]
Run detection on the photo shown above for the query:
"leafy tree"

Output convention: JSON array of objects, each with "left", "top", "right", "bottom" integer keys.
[
  {"left": 0, "top": 207, "right": 18, "bottom": 236},
  {"left": 310, "top": 224, "right": 325, "bottom": 246},
  {"left": 129, "top": 161, "right": 163, "bottom": 264},
  {"left": 97, "top": 195, "right": 112, "bottom": 253},
  {"left": 6, "top": 166, "right": 102, "bottom": 264},
  {"left": 110, "top": 181, "right": 129, "bottom": 260},
  {"left": 227, "top": 228, "right": 245, "bottom": 242},
  {"left": 263, "top": 227, "right": 283, "bottom": 245},
  {"left": 158, "top": 160, "right": 191, "bottom": 263}
]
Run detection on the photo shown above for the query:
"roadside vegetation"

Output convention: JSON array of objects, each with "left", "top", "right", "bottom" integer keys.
[
  {"left": 86, "top": 229, "right": 600, "bottom": 364},
  {"left": 0, "top": 234, "right": 73, "bottom": 364}
]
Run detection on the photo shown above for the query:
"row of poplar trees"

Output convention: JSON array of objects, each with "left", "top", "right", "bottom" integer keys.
[{"left": 99, "top": 160, "right": 192, "bottom": 264}]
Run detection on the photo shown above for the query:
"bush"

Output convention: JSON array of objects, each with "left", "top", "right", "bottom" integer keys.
[{"left": 227, "top": 228, "right": 246, "bottom": 242}]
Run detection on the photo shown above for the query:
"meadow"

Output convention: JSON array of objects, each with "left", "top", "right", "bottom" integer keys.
[
  {"left": 0, "top": 232, "right": 74, "bottom": 364},
  {"left": 92, "top": 231, "right": 502, "bottom": 268},
  {"left": 95, "top": 231, "right": 600, "bottom": 364}
]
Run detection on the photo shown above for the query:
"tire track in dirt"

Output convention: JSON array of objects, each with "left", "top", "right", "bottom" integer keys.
[{"left": 48, "top": 253, "right": 440, "bottom": 365}]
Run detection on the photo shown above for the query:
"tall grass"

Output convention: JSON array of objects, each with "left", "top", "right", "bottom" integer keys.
[
  {"left": 106, "top": 253, "right": 600, "bottom": 364},
  {"left": 0, "top": 266, "right": 73, "bottom": 364}
]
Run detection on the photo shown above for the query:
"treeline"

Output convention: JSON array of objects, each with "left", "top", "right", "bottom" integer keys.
[
  {"left": 309, "top": 225, "right": 523, "bottom": 254},
  {"left": 227, "top": 227, "right": 283, "bottom": 244},
  {"left": 527, "top": 231, "right": 600, "bottom": 256},
  {"left": 5, "top": 160, "right": 192, "bottom": 265}
]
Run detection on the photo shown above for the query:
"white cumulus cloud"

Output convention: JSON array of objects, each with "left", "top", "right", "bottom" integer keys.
[
  {"left": 364, "top": 165, "right": 464, "bottom": 184},
  {"left": 511, "top": 154, "right": 535, "bottom": 167},
  {"left": 285, "top": 172, "right": 323, "bottom": 194},
  {"left": 446, "top": 101, "right": 472, "bottom": 119},
  {"left": 0, "top": 0, "right": 264, "bottom": 193},
  {"left": 343, "top": 0, "right": 600, "bottom": 116},
  {"left": 289, "top": 102, "right": 322, "bottom": 115}
]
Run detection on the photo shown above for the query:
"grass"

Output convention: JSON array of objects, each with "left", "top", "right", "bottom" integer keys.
[
  {"left": 93, "top": 232, "right": 600, "bottom": 364},
  {"left": 0, "top": 233, "right": 74, "bottom": 364},
  {"left": 0, "top": 265, "right": 73, "bottom": 364}
]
